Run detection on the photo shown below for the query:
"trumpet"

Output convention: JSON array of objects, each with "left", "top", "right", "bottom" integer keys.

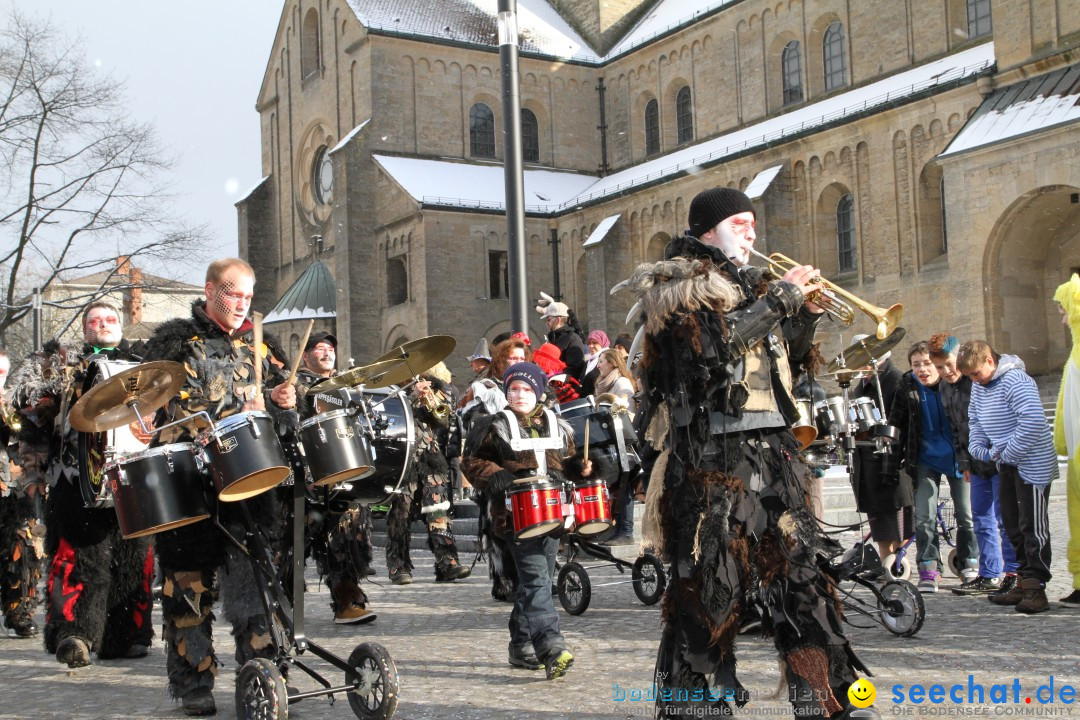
[
  {"left": 1, "top": 401, "right": 21, "bottom": 433},
  {"left": 747, "top": 248, "right": 902, "bottom": 339},
  {"left": 418, "top": 386, "right": 452, "bottom": 423}
]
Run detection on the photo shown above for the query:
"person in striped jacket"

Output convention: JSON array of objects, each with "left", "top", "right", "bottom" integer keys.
[{"left": 959, "top": 340, "right": 1057, "bottom": 614}]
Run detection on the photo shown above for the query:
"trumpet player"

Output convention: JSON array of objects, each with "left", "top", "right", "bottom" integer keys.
[
  {"left": 384, "top": 364, "right": 471, "bottom": 585},
  {"left": 624, "top": 187, "right": 869, "bottom": 718}
]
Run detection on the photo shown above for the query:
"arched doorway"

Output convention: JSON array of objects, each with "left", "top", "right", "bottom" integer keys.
[{"left": 985, "top": 185, "right": 1080, "bottom": 376}]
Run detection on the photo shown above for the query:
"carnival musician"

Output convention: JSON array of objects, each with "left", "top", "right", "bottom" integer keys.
[
  {"left": 9, "top": 303, "right": 154, "bottom": 666},
  {"left": 293, "top": 331, "right": 377, "bottom": 625},
  {"left": 625, "top": 187, "right": 869, "bottom": 717},
  {"left": 142, "top": 258, "right": 296, "bottom": 717}
]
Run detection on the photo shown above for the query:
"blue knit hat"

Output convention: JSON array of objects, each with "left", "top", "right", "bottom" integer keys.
[{"left": 503, "top": 361, "right": 546, "bottom": 398}]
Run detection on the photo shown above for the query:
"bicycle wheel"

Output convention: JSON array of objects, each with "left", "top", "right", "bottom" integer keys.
[
  {"left": 558, "top": 562, "right": 591, "bottom": 615},
  {"left": 879, "top": 580, "right": 925, "bottom": 637},
  {"left": 882, "top": 552, "right": 912, "bottom": 581},
  {"left": 947, "top": 548, "right": 965, "bottom": 578}
]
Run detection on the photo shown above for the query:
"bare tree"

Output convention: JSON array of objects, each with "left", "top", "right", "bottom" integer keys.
[{"left": 0, "top": 10, "right": 208, "bottom": 350}]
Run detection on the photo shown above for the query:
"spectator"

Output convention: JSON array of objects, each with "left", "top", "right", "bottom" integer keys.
[
  {"left": 534, "top": 295, "right": 586, "bottom": 382},
  {"left": 594, "top": 348, "right": 636, "bottom": 418},
  {"left": 580, "top": 330, "right": 609, "bottom": 396},
  {"left": 467, "top": 338, "right": 492, "bottom": 381}
]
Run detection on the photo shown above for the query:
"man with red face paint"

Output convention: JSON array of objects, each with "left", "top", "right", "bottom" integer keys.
[
  {"left": 144, "top": 258, "right": 296, "bottom": 716},
  {"left": 8, "top": 301, "right": 155, "bottom": 664}
]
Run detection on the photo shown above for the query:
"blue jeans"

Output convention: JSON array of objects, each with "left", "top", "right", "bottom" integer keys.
[
  {"left": 913, "top": 465, "right": 977, "bottom": 569},
  {"left": 969, "top": 472, "right": 1019, "bottom": 577},
  {"left": 507, "top": 535, "right": 565, "bottom": 659}
]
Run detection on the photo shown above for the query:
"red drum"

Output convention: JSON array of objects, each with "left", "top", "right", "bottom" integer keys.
[
  {"left": 572, "top": 479, "right": 612, "bottom": 536},
  {"left": 105, "top": 443, "right": 211, "bottom": 539},
  {"left": 506, "top": 477, "right": 564, "bottom": 540},
  {"left": 198, "top": 411, "right": 290, "bottom": 502}
]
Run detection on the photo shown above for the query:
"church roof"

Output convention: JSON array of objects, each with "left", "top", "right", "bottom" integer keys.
[{"left": 346, "top": 0, "right": 600, "bottom": 62}]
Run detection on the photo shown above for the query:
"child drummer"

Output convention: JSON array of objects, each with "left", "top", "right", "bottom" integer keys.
[{"left": 462, "top": 361, "right": 589, "bottom": 679}]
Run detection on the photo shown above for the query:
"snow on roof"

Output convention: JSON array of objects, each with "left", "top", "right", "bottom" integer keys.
[
  {"left": 347, "top": 0, "right": 600, "bottom": 62},
  {"left": 940, "top": 64, "right": 1080, "bottom": 157},
  {"left": 330, "top": 119, "right": 371, "bottom": 154},
  {"left": 558, "top": 42, "right": 995, "bottom": 211},
  {"left": 604, "top": 0, "right": 735, "bottom": 59},
  {"left": 372, "top": 155, "right": 597, "bottom": 212},
  {"left": 582, "top": 214, "right": 621, "bottom": 247},
  {"left": 236, "top": 176, "right": 270, "bottom": 204},
  {"left": 745, "top": 164, "right": 784, "bottom": 200}
]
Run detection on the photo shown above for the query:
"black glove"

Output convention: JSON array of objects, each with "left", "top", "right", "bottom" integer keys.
[{"left": 485, "top": 470, "right": 516, "bottom": 500}]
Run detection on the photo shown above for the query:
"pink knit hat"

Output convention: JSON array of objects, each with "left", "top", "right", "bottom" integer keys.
[{"left": 586, "top": 330, "right": 609, "bottom": 348}]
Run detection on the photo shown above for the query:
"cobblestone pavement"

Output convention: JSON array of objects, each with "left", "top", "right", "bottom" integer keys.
[{"left": 3, "top": 501, "right": 1079, "bottom": 719}]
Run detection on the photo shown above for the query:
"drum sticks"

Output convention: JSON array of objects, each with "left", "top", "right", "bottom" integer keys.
[
  {"left": 252, "top": 311, "right": 264, "bottom": 402},
  {"left": 286, "top": 319, "right": 315, "bottom": 385}
]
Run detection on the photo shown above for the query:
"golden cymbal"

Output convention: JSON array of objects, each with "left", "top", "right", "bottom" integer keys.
[
  {"left": 69, "top": 361, "right": 186, "bottom": 433},
  {"left": 818, "top": 369, "right": 872, "bottom": 383},
  {"left": 369, "top": 335, "right": 457, "bottom": 386},
  {"left": 826, "top": 327, "right": 907, "bottom": 374},
  {"left": 313, "top": 358, "right": 404, "bottom": 392}
]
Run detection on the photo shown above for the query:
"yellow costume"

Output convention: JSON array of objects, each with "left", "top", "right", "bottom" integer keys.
[{"left": 1053, "top": 274, "right": 1080, "bottom": 590}]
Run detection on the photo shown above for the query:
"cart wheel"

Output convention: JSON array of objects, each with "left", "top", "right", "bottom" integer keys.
[
  {"left": 346, "top": 642, "right": 400, "bottom": 720},
  {"left": 879, "top": 580, "right": 925, "bottom": 637},
  {"left": 947, "top": 548, "right": 965, "bottom": 578},
  {"left": 558, "top": 561, "right": 592, "bottom": 615},
  {"left": 235, "top": 658, "right": 289, "bottom": 720},
  {"left": 882, "top": 552, "right": 912, "bottom": 581},
  {"left": 632, "top": 554, "right": 667, "bottom": 605}
]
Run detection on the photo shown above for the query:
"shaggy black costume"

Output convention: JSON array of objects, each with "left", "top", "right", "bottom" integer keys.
[
  {"left": 626, "top": 233, "right": 867, "bottom": 718},
  {"left": 385, "top": 380, "right": 468, "bottom": 582},
  {"left": 11, "top": 340, "right": 154, "bottom": 662},
  {"left": 143, "top": 301, "right": 292, "bottom": 701}
]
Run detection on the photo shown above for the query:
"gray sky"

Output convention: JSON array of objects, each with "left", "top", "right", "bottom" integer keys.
[{"left": 13, "top": 1, "right": 284, "bottom": 284}]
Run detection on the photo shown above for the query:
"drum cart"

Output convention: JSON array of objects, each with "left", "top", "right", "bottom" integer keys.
[
  {"left": 822, "top": 537, "right": 926, "bottom": 638},
  {"left": 555, "top": 534, "right": 667, "bottom": 616}
]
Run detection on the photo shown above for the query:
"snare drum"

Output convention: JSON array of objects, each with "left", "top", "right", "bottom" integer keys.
[
  {"left": 814, "top": 396, "right": 850, "bottom": 438},
  {"left": 506, "top": 477, "right": 564, "bottom": 539},
  {"left": 329, "top": 386, "right": 417, "bottom": 505},
  {"left": 105, "top": 443, "right": 210, "bottom": 539},
  {"left": 199, "top": 411, "right": 290, "bottom": 502},
  {"left": 297, "top": 409, "right": 375, "bottom": 487},
  {"left": 78, "top": 360, "right": 150, "bottom": 509},
  {"left": 792, "top": 399, "right": 818, "bottom": 450},
  {"left": 572, "top": 479, "right": 612, "bottom": 536},
  {"left": 850, "top": 397, "right": 882, "bottom": 435}
]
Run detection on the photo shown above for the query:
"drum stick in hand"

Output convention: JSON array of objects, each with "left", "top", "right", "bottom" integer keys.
[
  {"left": 583, "top": 419, "right": 590, "bottom": 459},
  {"left": 286, "top": 319, "right": 316, "bottom": 385},
  {"left": 252, "top": 311, "right": 264, "bottom": 402}
]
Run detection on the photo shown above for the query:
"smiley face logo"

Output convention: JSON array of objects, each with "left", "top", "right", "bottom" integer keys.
[{"left": 848, "top": 678, "right": 876, "bottom": 708}]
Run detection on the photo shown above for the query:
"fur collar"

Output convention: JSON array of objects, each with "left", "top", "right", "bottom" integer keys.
[{"left": 625, "top": 254, "right": 743, "bottom": 336}]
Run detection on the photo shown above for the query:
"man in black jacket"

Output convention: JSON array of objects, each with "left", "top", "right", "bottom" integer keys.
[{"left": 540, "top": 303, "right": 586, "bottom": 382}]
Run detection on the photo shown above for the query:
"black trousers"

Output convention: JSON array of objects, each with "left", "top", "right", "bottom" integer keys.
[{"left": 998, "top": 464, "right": 1052, "bottom": 583}]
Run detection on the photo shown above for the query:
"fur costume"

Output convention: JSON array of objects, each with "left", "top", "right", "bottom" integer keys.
[
  {"left": 11, "top": 340, "right": 154, "bottom": 659},
  {"left": 1054, "top": 274, "right": 1080, "bottom": 591},
  {"left": 142, "top": 301, "right": 291, "bottom": 699},
  {"left": 0, "top": 491, "right": 42, "bottom": 636},
  {"left": 624, "top": 233, "right": 866, "bottom": 718}
]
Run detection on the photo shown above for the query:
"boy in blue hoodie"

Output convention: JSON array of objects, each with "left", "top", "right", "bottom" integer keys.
[{"left": 959, "top": 340, "right": 1057, "bottom": 614}]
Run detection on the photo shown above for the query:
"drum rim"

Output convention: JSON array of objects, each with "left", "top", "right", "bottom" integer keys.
[
  {"left": 104, "top": 442, "right": 197, "bottom": 469},
  {"left": 210, "top": 410, "right": 273, "bottom": 433},
  {"left": 508, "top": 477, "right": 560, "bottom": 492},
  {"left": 556, "top": 397, "right": 597, "bottom": 414},
  {"left": 297, "top": 407, "right": 356, "bottom": 430}
]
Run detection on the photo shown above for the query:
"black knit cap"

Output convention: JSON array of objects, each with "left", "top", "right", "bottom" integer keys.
[
  {"left": 503, "top": 361, "right": 547, "bottom": 399},
  {"left": 687, "top": 187, "right": 756, "bottom": 238}
]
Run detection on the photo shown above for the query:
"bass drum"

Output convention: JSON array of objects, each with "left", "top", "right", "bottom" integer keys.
[
  {"left": 78, "top": 359, "right": 150, "bottom": 509},
  {"left": 329, "top": 386, "right": 415, "bottom": 505}
]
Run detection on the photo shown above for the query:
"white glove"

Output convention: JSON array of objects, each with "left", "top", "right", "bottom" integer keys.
[{"left": 534, "top": 291, "right": 554, "bottom": 316}]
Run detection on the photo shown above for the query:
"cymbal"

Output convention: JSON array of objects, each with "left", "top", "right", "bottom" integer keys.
[
  {"left": 69, "top": 361, "right": 186, "bottom": 433},
  {"left": 313, "top": 358, "right": 404, "bottom": 392},
  {"left": 369, "top": 335, "right": 457, "bottom": 386},
  {"left": 826, "top": 328, "right": 907, "bottom": 374},
  {"left": 818, "top": 369, "right": 872, "bottom": 383}
]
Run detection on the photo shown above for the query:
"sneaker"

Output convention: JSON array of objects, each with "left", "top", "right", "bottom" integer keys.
[
  {"left": 989, "top": 575, "right": 1025, "bottom": 605},
  {"left": 960, "top": 567, "right": 979, "bottom": 583},
  {"left": 389, "top": 570, "right": 413, "bottom": 586},
  {"left": 917, "top": 572, "right": 938, "bottom": 594},
  {"left": 435, "top": 563, "right": 472, "bottom": 582},
  {"left": 602, "top": 534, "right": 634, "bottom": 547},
  {"left": 56, "top": 636, "right": 92, "bottom": 668},
  {"left": 1015, "top": 579, "right": 1050, "bottom": 614},
  {"left": 181, "top": 688, "right": 217, "bottom": 716},
  {"left": 951, "top": 576, "right": 1001, "bottom": 596},
  {"left": 1059, "top": 589, "right": 1080, "bottom": 606},
  {"left": 334, "top": 605, "right": 377, "bottom": 625},
  {"left": 508, "top": 645, "right": 543, "bottom": 670},
  {"left": 544, "top": 649, "right": 574, "bottom": 680}
]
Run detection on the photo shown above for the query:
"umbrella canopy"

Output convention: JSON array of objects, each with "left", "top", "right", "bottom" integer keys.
[{"left": 263, "top": 259, "right": 337, "bottom": 323}]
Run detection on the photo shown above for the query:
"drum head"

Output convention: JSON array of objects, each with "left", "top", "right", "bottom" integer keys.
[
  {"left": 217, "top": 466, "right": 291, "bottom": 502},
  {"left": 123, "top": 514, "right": 211, "bottom": 539},
  {"left": 517, "top": 520, "right": 563, "bottom": 539}
]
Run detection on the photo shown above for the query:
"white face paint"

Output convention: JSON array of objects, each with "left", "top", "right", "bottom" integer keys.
[
  {"left": 0, "top": 355, "right": 9, "bottom": 389},
  {"left": 506, "top": 379, "right": 537, "bottom": 414},
  {"left": 83, "top": 307, "right": 123, "bottom": 348},
  {"left": 699, "top": 211, "right": 756, "bottom": 266}
]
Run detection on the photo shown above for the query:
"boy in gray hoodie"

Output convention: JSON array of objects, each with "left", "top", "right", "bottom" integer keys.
[{"left": 958, "top": 340, "right": 1057, "bottom": 614}]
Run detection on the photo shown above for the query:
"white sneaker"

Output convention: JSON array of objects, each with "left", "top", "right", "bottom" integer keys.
[
  {"left": 961, "top": 567, "right": 979, "bottom": 582},
  {"left": 917, "top": 575, "right": 938, "bottom": 594}
]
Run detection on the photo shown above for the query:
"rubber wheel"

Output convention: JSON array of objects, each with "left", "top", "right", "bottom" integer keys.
[
  {"left": 882, "top": 552, "right": 912, "bottom": 581},
  {"left": 947, "top": 548, "right": 965, "bottom": 578},
  {"left": 235, "top": 658, "right": 289, "bottom": 720},
  {"left": 346, "top": 642, "right": 400, "bottom": 720},
  {"left": 879, "top": 579, "right": 925, "bottom": 637},
  {"left": 558, "top": 561, "right": 592, "bottom": 615},
  {"left": 632, "top": 554, "right": 667, "bottom": 605}
]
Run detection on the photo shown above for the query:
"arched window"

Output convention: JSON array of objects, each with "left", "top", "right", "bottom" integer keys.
[
  {"left": 521, "top": 108, "right": 539, "bottom": 163},
  {"left": 782, "top": 41, "right": 803, "bottom": 105},
  {"left": 837, "top": 194, "right": 856, "bottom": 272},
  {"left": 676, "top": 86, "right": 693, "bottom": 145},
  {"left": 386, "top": 256, "right": 408, "bottom": 306},
  {"left": 823, "top": 22, "right": 847, "bottom": 91},
  {"left": 301, "top": 8, "right": 320, "bottom": 80},
  {"left": 644, "top": 99, "right": 660, "bottom": 155},
  {"left": 966, "top": 0, "right": 992, "bottom": 39},
  {"left": 469, "top": 103, "right": 495, "bottom": 158}
]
